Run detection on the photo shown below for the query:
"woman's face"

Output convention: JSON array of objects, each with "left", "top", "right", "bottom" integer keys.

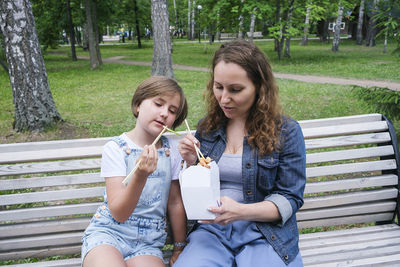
[{"left": 213, "top": 61, "right": 256, "bottom": 121}]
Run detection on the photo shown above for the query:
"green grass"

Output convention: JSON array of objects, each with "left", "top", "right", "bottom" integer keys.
[
  {"left": 51, "top": 38, "right": 400, "bottom": 81},
  {"left": 0, "top": 40, "right": 399, "bottom": 143}
]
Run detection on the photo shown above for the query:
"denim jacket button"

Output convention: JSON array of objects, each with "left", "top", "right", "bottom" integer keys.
[
  {"left": 271, "top": 235, "right": 276, "bottom": 240},
  {"left": 246, "top": 190, "right": 252, "bottom": 195},
  {"left": 246, "top": 163, "right": 251, "bottom": 169},
  {"left": 284, "top": 255, "right": 289, "bottom": 260}
]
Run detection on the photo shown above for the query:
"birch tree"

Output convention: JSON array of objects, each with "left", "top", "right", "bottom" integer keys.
[
  {"left": 151, "top": 0, "right": 174, "bottom": 78},
  {"left": 301, "top": 2, "right": 311, "bottom": 46},
  {"left": 332, "top": 2, "right": 343, "bottom": 52},
  {"left": 0, "top": 0, "right": 62, "bottom": 132}
]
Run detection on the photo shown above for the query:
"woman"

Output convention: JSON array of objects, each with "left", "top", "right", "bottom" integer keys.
[{"left": 176, "top": 40, "right": 306, "bottom": 266}]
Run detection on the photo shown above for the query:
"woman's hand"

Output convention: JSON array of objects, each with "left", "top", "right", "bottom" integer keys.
[
  {"left": 136, "top": 144, "right": 158, "bottom": 177},
  {"left": 178, "top": 133, "right": 199, "bottom": 166},
  {"left": 201, "top": 196, "right": 244, "bottom": 225}
]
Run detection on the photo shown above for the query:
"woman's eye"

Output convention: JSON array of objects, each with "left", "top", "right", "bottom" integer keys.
[{"left": 231, "top": 88, "right": 242, "bottom": 93}]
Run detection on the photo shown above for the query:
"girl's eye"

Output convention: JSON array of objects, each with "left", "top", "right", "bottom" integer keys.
[
  {"left": 154, "top": 102, "right": 162, "bottom": 107},
  {"left": 169, "top": 109, "right": 177, "bottom": 114}
]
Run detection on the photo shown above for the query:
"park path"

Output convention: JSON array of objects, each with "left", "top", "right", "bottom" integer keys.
[{"left": 52, "top": 53, "right": 400, "bottom": 91}]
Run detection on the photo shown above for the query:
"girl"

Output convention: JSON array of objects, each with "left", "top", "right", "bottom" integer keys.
[
  {"left": 176, "top": 40, "right": 306, "bottom": 266},
  {"left": 82, "top": 76, "right": 188, "bottom": 267}
]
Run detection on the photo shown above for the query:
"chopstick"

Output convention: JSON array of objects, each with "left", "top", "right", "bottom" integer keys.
[
  {"left": 122, "top": 126, "right": 167, "bottom": 186},
  {"left": 184, "top": 119, "right": 205, "bottom": 161}
]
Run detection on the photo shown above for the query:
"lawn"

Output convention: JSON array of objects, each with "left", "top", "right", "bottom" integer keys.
[{"left": 0, "top": 39, "right": 399, "bottom": 143}]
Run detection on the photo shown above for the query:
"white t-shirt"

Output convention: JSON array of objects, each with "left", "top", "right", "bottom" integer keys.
[{"left": 101, "top": 133, "right": 182, "bottom": 180}]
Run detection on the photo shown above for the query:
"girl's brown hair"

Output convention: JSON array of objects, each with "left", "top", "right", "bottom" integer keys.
[
  {"left": 131, "top": 76, "right": 188, "bottom": 129},
  {"left": 199, "top": 40, "right": 282, "bottom": 155}
]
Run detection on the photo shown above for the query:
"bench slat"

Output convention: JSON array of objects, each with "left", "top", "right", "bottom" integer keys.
[
  {"left": 0, "top": 246, "right": 81, "bottom": 262},
  {"left": 307, "top": 253, "right": 400, "bottom": 267},
  {"left": 306, "top": 159, "right": 397, "bottom": 178},
  {"left": 304, "top": 174, "right": 398, "bottom": 194},
  {"left": 303, "top": 245, "right": 400, "bottom": 266},
  {"left": 0, "top": 173, "right": 103, "bottom": 190},
  {"left": 306, "top": 145, "right": 394, "bottom": 164},
  {"left": 305, "top": 132, "right": 391, "bottom": 150},
  {"left": 0, "top": 218, "right": 90, "bottom": 238},
  {"left": 0, "top": 158, "right": 101, "bottom": 176},
  {"left": 297, "top": 201, "right": 396, "bottom": 221},
  {"left": 301, "top": 230, "right": 400, "bottom": 250},
  {"left": 298, "top": 213, "right": 394, "bottom": 229},
  {"left": 0, "top": 232, "right": 82, "bottom": 251},
  {"left": 302, "top": 121, "right": 388, "bottom": 139},
  {"left": 301, "top": 236, "right": 400, "bottom": 257},
  {"left": 302, "top": 188, "right": 398, "bottom": 210},
  {"left": 299, "top": 113, "right": 382, "bottom": 129},
  {"left": 0, "top": 202, "right": 100, "bottom": 222},
  {"left": 299, "top": 224, "right": 400, "bottom": 241},
  {"left": 0, "top": 146, "right": 103, "bottom": 164},
  {"left": 0, "top": 187, "right": 104, "bottom": 206}
]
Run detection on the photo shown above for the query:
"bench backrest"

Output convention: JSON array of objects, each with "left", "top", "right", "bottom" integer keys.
[{"left": 0, "top": 113, "right": 399, "bottom": 261}]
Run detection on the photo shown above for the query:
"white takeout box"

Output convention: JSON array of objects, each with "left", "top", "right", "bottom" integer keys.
[{"left": 179, "top": 161, "right": 220, "bottom": 220}]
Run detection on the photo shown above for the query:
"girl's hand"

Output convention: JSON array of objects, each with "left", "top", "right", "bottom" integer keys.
[
  {"left": 200, "top": 196, "right": 244, "bottom": 225},
  {"left": 178, "top": 134, "right": 199, "bottom": 166},
  {"left": 136, "top": 144, "right": 158, "bottom": 177}
]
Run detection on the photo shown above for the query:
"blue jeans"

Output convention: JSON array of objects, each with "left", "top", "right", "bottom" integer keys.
[{"left": 174, "top": 221, "right": 303, "bottom": 267}]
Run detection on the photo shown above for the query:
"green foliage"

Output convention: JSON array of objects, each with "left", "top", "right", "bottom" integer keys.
[
  {"left": 373, "top": 0, "right": 400, "bottom": 56},
  {"left": 352, "top": 86, "right": 400, "bottom": 121}
]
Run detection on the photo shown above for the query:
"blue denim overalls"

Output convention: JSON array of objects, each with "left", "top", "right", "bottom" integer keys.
[{"left": 81, "top": 136, "right": 171, "bottom": 261}]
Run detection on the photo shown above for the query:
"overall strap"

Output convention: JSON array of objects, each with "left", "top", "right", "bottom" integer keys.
[{"left": 111, "top": 136, "right": 131, "bottom": 155}]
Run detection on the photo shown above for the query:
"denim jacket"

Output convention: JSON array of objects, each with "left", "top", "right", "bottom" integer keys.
[{"left": 195, "top": 117, "right": 306, "bottom": 264}]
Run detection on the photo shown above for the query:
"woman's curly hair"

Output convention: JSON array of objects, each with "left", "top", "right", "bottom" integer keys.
[{"left": 198, "top": 40, "right": 282, "bottom": 155}]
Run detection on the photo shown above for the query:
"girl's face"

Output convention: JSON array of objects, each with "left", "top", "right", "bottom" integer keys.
[
  {"left": 213, "top": 61, "right": 256, "bottom": 121},
  {"left": 136, "top": 93, "right": 180, "bottom": 137}
]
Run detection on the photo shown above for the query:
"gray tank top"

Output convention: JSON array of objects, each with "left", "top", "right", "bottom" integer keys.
[{"left": 218, "top": 153, "right": 244, "bottom": 203}]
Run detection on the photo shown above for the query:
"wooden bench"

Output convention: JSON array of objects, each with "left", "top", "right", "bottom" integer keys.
[
  {"left": 1, "top": 113, "right": 399, "bottom": 266},
  {"left": 246, "top": 31, "right": 263, "bottom": 39},
  {"left": 219, "top": 33, "right": 237, "bottom": 40}
]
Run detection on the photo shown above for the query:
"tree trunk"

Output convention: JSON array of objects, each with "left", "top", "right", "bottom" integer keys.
[
  {"left": 248, "top": 8, "right": 257, "bottom": 42},
  {"left": 284, "top": 2, "right": 294, "bottom": 58},
  {"left": 191, "top": 0, "right": 196, "bottom": 40},
  {"left": 151, "top": 0, "right": 174, "bottom": 78},
  {"left": 301, "top": 4, "right": 311, "bottom": 46},
  {"left": 133, "top": 0, "right": 142, "bottom": 48},
  {"left": 365, "top": 0, "right": 378, "bottom": 47},
  {"left": 92, "top": 0, "right": 102, "bottom": 65},
  {"left": 0, "top": 0, "right": 62, "bottom": 132},
  {"left": 238, "top": 0, "right": 244, "bottom": 39},
  {"left": 332, "top": 4, "right": 343, "bottom": 52},
  {"left": 187, "top": 0, "right": 191, "bottom": 40},
  {"left": 274, "top": 0, "right": 281, "bottom": 52},
  {"left": 84, "top": 0, "right": 101, "bottom": 69},
  {"left": 173, "top": 0, "right": 178, "bottom": 29},
  {"left": 66, "top": 0, "right": 77, "bottom": 61},
  {"left": 356, "top": 0, "right": 365, "bottom": 45}
]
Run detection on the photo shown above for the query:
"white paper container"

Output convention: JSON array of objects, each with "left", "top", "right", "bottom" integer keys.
[{"left": 179, "top": 161, "right": 220, "bottom": 220}]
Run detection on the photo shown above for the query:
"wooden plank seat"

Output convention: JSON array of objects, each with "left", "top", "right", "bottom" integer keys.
[
  {"left": 1, "top": 113, "right": 399, "bottom": 266},
  {"left": 219, "top": 33, "right": 237, "bottom": 40},
  {"left": 246, "top": 31, "right": 263, "bottom": 38}
]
